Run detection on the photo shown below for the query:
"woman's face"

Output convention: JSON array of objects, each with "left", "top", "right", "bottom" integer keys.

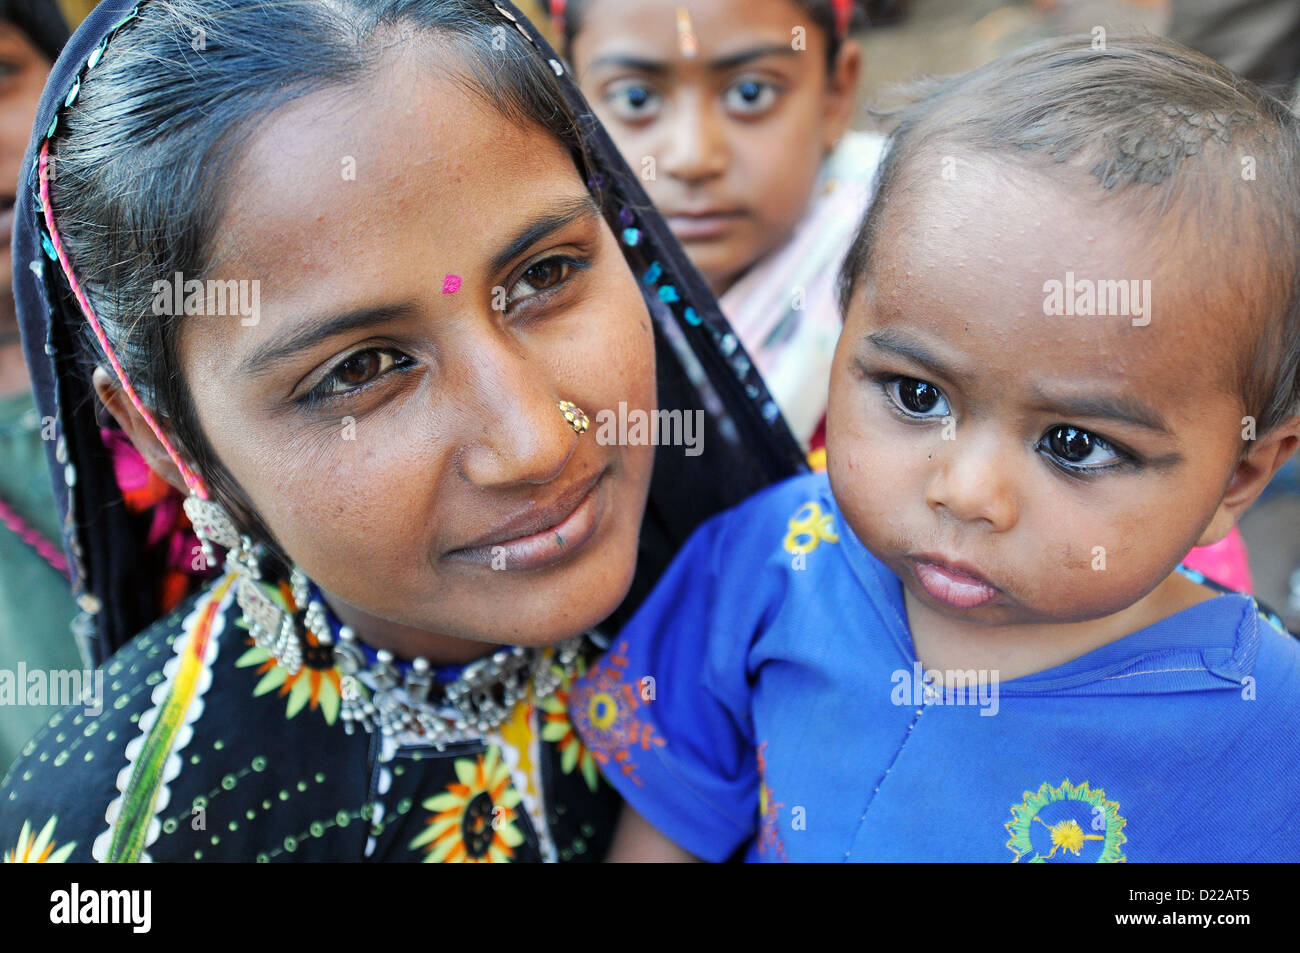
[{"left": 180, "top": 50, "right": 657, "bottom": 659}]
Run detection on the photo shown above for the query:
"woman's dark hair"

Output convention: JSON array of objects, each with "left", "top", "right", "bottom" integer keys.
[
  {"left": 553, "top": 0, "right": 867, "bottom": 70},
  {"left": 0, "top": 0, "right": 69, "bottom": 61},
  {"left": 49, "top": 0, "right": 597, "bottom": 552},
  {"left": 838, "top": 33, "right": 1300, "bottom": 437}
]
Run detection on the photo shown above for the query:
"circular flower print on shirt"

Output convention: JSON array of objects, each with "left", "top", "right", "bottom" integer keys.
[{"left": 1005, "top": 779, "right": 1127, "bottom": 863}]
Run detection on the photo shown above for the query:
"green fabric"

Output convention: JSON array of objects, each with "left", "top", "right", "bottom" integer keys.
[{"left": 0, "top": 390, "right": 81, "bottom": 775}]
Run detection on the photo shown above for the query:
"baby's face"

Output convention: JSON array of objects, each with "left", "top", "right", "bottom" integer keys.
[{"left": 828, "top": 164, "right": 1254, "bottom": 626}]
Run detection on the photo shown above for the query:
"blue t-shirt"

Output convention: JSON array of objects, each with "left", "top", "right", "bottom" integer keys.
[{"left": 569, "top": 472, "right": 1300, "bottom": 862}]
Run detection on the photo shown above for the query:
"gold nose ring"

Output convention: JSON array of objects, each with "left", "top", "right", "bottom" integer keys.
[{"left": 558, "top": 400, "right": 589, "bottom": 435}]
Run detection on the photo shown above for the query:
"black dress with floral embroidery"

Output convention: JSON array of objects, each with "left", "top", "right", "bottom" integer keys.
[{"left": 0, "top": 572, "right": 620, "bottom": 863}]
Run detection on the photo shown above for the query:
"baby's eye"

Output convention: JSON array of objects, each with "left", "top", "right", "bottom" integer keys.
[
  {"left": 723, "top": 78, "right": 778, "bottom": 115},
  {"left": 1038, "top": 425, "right": 1123, "bottom": 470},
  {"left": 604, "top": 81, "right": 661, "bottom": 120},
  {"left": 505, "top": 255, "right": 582, "bottom": 311},
  {"left": 311, "top": 348, "right": 409, "bottom": 401},
  {"left": 886, "top": 376, "right": 950, "bottom": 418}
]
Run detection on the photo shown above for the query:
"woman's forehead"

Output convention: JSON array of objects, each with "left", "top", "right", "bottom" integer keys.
[{"left": 208, "top": 59, "right": 587, "bottom": 297}]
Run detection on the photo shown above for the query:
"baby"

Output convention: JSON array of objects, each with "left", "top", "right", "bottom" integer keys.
[{"left": 569, "top": 34, "right": 1300, "bottom": 862}]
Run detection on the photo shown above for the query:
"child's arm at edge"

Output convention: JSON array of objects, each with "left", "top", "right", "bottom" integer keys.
[{"left": 606, "top": 803, "right": 701, "bottom": 863}]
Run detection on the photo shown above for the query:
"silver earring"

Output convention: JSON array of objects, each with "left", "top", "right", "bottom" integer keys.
[{"left": 183, "top": 492, "right": 260, "bottom": 578}]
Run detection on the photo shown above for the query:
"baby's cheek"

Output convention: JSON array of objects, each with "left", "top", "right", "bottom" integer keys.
[
  {"left": 830, "top": 441, "right": 905, "bottom": 548},
  {"left": 1014, "top": 506, "right": 1165, "bottom": 617}
]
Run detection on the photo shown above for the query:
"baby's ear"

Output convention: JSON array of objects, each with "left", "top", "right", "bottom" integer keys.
[
  {"left": 822, "top": 37, "right": 862, "bottom": 151},
  {"left": 91, "top": 366, "right": 189, "bottom": 494},
  {"left": 1196, "top": 415, "right": 1300, "bottom": 547}
]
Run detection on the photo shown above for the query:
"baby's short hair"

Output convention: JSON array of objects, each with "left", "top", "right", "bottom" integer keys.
[{"left": 839, "top": 34, "right": 1300, "bottom": 436}]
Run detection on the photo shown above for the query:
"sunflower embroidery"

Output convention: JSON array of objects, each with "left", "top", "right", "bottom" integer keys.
[
  {"left": 1005, "top": 780, "right": 1127, "bottom": 863},
  {"left": 539, "top": 660, "right": 600, "bottom": 792},
  {"left": 409, "top": 749, "right": 525, "bottom": 863},
  {"left": 5, "top": 817, "right": 76, "bottom": 863},
  {"left": 235, "top": 582, "right": 343, "bottom": 724}
]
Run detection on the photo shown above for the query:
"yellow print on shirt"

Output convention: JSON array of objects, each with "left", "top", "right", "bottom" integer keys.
[{"left": 783, "top": 502, "right": 839, "bottom": 555}]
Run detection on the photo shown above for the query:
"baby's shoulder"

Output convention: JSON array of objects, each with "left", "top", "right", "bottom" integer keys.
[
  {"left": 703, "top": 470, "right": 840, "bottom": 558},
  {"left": 1247, "top": 610, "right": 1300, "bottom": 714}
]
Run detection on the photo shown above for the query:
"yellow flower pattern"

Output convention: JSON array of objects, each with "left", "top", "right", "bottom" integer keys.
[
  {"left": 783, "top": 501, "right": 839, "bottom": 555},
  {"left": 408, "top": 749, "right": 526, "bottom": 863},
  {"left": 5, "top": 817, "right": 76, "bottom": 863}
]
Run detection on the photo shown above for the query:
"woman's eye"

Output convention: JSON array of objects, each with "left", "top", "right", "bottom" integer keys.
[
  {"left": 310, "top": 348, "right": 408, "bottom": 400},
  {"left": 723, "top": 78, "right": 778, "bottom": 115},
  {"left": 605, "top": 81, "right": 660, "bottom": 120},
  {"left": 886, "top": 376, "right": 950, "bottom": 418},
  {"left": 1039, "top": 425, "right": 1123, "bottom": 470},
  {"left": 505, "top": 256, "right": 582, "bottom": 310}
]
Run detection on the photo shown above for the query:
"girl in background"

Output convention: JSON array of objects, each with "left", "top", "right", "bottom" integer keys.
[{"left": 557, "top": 0, "right": 885, "bottom": 451}]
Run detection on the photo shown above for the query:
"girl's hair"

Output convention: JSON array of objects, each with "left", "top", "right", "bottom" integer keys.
[
  {"left": 551, "top": 0, "right": 866, "bottom": 70},
  {"left": 49, "top": 0, "right": 596, "bottom": 550},
  {"left": 838, "top": 33, "right": 1300, "bottom": 437},
  {"left": 0, "top": 0, "right": 69, "bottom": 61}
]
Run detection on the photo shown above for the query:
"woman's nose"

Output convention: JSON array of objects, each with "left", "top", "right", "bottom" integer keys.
[
  {"left": 455, "top": 335, "right": 579, "bottom": 488},
  {"left": 659, "top": 92, "right": 728, "bottom": 185},
  {"left": 923, "top": 430, "right": 1020, "bottom": 532}
]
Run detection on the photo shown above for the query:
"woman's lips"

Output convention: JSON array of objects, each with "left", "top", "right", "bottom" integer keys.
[
  {"left": 664, "top": 210, "right": 744, "bottom": 241},
  {"left": 447, "top": 471, "right": 607, "bottom": 572},
  {"left": 911, "top": 556, "right": 1000, "bottom": 609}
]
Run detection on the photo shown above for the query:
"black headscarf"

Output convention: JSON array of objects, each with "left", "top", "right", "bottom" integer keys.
[{"left": 15, "top": 0, "right": 807, "bottom": 666}]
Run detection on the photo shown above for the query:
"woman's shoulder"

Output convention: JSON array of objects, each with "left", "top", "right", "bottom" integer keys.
[
  {"left": 0, "top": 573, "right": 361, "bottom": 862},
  {"left": 0, "top": 587, "right": 207, "bottom": 862}
]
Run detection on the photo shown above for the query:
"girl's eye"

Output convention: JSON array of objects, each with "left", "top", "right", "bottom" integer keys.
[
  {"left": 723, "top": 78, "right": 778, "bottom": 115},
  {"left": 605, "top": 81, "right": 660, "bottom": 120},
  {"left": 309, "top": 348, "right": 409, "bottom": 401},
  {"left": 886, "top": 376, "right": 950, "bottom": 418},
  {"left": 505, "top": 255, "right": 583, "bottom": 311},
  {"left": 1039, "top": 425, "right": 1123, "bottom": 470}
]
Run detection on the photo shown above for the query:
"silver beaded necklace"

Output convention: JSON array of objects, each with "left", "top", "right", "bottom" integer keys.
[{"left": 233, "top": 565, "right": 585, "bottom": 749}]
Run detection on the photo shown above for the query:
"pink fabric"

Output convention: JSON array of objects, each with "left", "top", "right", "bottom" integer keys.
[
  {"left": 1183, "top": 525, "right": 1253, "bottom": 594},
  {"left": 101, "top": 427, "right": 199, "bottom": 576},
  {"left": 0, "top": 495, "right": 68, "bottom": 579}
]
